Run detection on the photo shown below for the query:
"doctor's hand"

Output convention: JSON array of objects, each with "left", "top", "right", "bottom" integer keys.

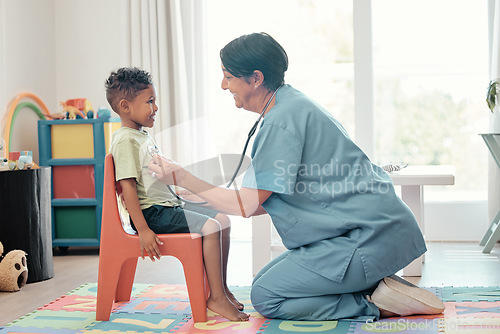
[{"left": 148, "top": 154, "right": 187, "bottom": 186}]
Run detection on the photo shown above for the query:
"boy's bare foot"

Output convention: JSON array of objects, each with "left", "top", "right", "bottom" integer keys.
[
  {"left": 207, "top": 295, "right": 249, "bottom": 321},
  {"left": 225, "top": 288, "right": 244, "bottom": 310}
]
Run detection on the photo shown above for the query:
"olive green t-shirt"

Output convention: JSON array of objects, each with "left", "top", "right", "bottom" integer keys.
[{"left": 109, "top": 127, "right": 180, "bottom": 209}]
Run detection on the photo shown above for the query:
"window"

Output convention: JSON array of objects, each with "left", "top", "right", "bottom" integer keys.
[
  {"left": 372, "top": 0, "right": 489, "bottom": 199},
  {"left": 206, "top": 0, "right": 488, "bottom": 201},
  {"left": 206, "top": 0, "right": 355, "bottom": 156}
]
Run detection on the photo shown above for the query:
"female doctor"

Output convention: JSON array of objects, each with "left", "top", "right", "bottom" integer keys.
[{"left": 148, "top": 32, "right": 444, "bottom": 321}]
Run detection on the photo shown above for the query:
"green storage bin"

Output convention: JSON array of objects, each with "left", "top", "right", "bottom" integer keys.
[{"left": 54, "top": 207, "right": 97, "bottom": 239}]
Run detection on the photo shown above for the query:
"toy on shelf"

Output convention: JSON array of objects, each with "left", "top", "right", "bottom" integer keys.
[
  {"left": 0, "top": 241, "right": 28, "bottom": 292},
  {"left": 97, "top": 107, "right": 111, "bottom": 118},
  {"left": 60, "top": 98, "right": 94, "bottom": 119},
  {"left": 5, "top": 151, "right": 37, "bottom": 170},
  {"left": 1, "top": 93, "right": 102, "bottom": 166},
  {"left": 61, "top": 104, "right": 84, "bottom": 119},
  {"left": 2, "top": 92, "right": 65, "bottom": 162},
  {"left": 7, "top": 151, "right": 19, "bottom": 170}
]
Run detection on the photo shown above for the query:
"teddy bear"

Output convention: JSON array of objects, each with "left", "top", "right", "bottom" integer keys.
[{"left": 0, "top": 241, "right": 28, "bottom": 292}]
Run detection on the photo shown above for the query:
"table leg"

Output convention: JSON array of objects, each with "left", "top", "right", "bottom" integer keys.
[
  {"left": 252, "top": 215, "right": 272, "bottom": 276},
  {"left": 479, "top": 209, "right": 500, "bottom": 253},
  {"left": 401, "top": 185, "right": 424, "bottom": 276}
]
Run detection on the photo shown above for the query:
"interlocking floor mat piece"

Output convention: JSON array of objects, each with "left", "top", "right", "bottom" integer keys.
[{"left": 2, "top": 284, "right": 500, "bottom": 333}]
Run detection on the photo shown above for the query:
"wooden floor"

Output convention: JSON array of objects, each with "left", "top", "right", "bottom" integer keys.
[{"left": 1, "top": 241, "right": 500, "bottom": 326}]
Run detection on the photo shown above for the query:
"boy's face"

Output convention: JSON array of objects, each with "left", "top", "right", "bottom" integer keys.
[{"left": 120, "top": 84, "right": 158, "bottom": 130}]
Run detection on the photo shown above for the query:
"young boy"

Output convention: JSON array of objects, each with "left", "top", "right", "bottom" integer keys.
[{"left": 105, "top": 67, "right": 248, "bottom": 321}]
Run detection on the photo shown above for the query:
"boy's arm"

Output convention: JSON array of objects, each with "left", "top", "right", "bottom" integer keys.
[{"left": 119, "top": 178, "right": 163, "bottom": 261}]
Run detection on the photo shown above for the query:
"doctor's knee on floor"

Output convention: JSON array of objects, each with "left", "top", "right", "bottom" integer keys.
[{"left": 250, "top": 284, "right": 282, "bottom": 318}]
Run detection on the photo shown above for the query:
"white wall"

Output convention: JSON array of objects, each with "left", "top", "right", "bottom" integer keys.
[
  {"left": 425, "top": 200, "right": 489, "bottom": 242},
  {"left": 0, "top": 0, "right": 56, "bottom": 163},
  {"left": 54, "top": 0, "right": 128, "bottom": 109},
  {"left": 0, "top": 0, "right": 127, "bottom": 163}
]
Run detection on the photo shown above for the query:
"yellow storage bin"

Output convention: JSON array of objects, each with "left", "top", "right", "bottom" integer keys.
[
  {"left": 51, "top": 123, "right": 94, "bottom": 159},
  {"left": 104, "top": 121, "right": 121, "bottom": 153}
]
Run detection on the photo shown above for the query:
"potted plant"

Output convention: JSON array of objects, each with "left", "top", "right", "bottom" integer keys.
[{"left": 486, "top": 80, "right": 499, "bottom": 113}]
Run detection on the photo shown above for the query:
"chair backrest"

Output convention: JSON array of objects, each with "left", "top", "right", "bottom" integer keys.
[{"left": 102, "top": 154, "right": 138, "bottom": 237}]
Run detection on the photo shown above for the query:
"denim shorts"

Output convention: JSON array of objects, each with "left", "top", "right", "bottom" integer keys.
[{"left": 131, "top": 203, "right": 219, "bottom": 234}]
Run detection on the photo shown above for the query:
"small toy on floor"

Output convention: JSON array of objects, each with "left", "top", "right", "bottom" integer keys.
[{"left": 0, "top": 241, "right": 28, "bottom": 291}]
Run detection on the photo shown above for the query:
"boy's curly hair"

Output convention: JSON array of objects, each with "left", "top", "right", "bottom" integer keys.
[{"left": 105, "top": 67, "right": 153, "bottom": 113}]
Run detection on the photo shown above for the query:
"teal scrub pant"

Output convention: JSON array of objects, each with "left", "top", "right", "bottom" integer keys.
[{"left": 251, "top": 250, "right": 381, "bottom": 321}]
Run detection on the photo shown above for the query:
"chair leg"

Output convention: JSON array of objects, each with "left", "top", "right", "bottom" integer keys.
[
  {"left": 96, "top": 257, "right": 126, "bottom": 321},
  {"left": 115, "top": 257, "right": 138, "bottom": 302},
  {"left": 183, "top": 261, "right": 208, "bottom": 323}
]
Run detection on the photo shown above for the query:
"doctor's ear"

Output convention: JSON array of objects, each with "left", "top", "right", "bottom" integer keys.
[{"left": 253, "top": 70, "right": 264, "bottom": 88}]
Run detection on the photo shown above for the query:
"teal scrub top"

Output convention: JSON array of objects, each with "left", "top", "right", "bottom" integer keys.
[{"left": 242, "top": 84, "right": 426, "bottom": 283}]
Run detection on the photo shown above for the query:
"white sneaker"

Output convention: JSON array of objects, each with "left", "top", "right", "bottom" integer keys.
[{"left": 368, "top": 275, "right": 445, "bottom": 316}]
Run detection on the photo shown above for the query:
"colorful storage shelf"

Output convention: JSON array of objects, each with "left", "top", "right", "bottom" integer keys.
[{"left": 38, "top": 117, "right": 121, "bottom": 247}]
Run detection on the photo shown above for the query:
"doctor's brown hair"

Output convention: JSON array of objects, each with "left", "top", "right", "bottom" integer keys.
[{"left": 220, "top": 32, "right": 288, "bottom": 91}]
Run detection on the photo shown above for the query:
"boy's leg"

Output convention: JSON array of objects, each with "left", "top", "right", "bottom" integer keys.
[
  {"left": 181, "top": 205, "right": 231, "bottom": 283},
  {"left": 142, "top": 205, "right": 247, "bottom": 320},
  {"left": 213, "top": 213, "right": 244, "bottom": 310},
  {"left": 182, "top": 204, "right": 243, "bottom": 310},
  {"left": 200, "top": 218, "right": 249, "bottom": 321},
  {"left": 214, "top": 213, "right": 231, "bottom": 284}
]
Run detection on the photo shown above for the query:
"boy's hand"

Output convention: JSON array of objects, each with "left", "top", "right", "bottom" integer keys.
[
  {"left": 138, "top": 228, "right": 164, "bottom": 261},
  {"left": 118, "top": 178, "right": 164, "bottom": 262}
]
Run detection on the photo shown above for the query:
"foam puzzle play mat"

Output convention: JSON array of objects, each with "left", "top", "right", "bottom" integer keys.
[{"left": 2, "top": 283, "right": 500, "bottom": 333}]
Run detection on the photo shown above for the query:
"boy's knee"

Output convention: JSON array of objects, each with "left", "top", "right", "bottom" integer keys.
[
  {"left": 201, "top": 218, "right": 221, "bottom": 235},
  {"left": 214, "top": 213, "right": 231, "bottom": 230}
]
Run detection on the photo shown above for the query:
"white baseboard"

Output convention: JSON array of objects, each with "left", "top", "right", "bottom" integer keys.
[{"left": 425, "top": 200, "right": 488, "bottom": 242}]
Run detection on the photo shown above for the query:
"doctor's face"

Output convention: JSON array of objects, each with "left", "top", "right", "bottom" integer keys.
[{"left": 221, "top": 66, "right": 255, "bottom": 111}]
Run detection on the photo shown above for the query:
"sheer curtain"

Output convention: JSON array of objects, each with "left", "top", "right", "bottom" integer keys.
[
  {"left": 489, "top": 0, "right": 500, "bottom": 223},
  {"left": 125, "top": 0, "right": 208, "bottom": 166}
]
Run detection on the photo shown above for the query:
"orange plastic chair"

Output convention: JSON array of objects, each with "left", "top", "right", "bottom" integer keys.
[{"left": 96, "top": 154, "right": 208, "bottom": 322}]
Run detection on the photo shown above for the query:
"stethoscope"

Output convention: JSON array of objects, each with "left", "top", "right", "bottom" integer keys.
[{"left": 148, "top": 85, "right": 282, "bottom": 205}]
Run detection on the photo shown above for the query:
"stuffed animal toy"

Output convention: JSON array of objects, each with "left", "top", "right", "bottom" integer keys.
[{"left": 0, "top": 241, "right": 28, "bottom": 291}]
